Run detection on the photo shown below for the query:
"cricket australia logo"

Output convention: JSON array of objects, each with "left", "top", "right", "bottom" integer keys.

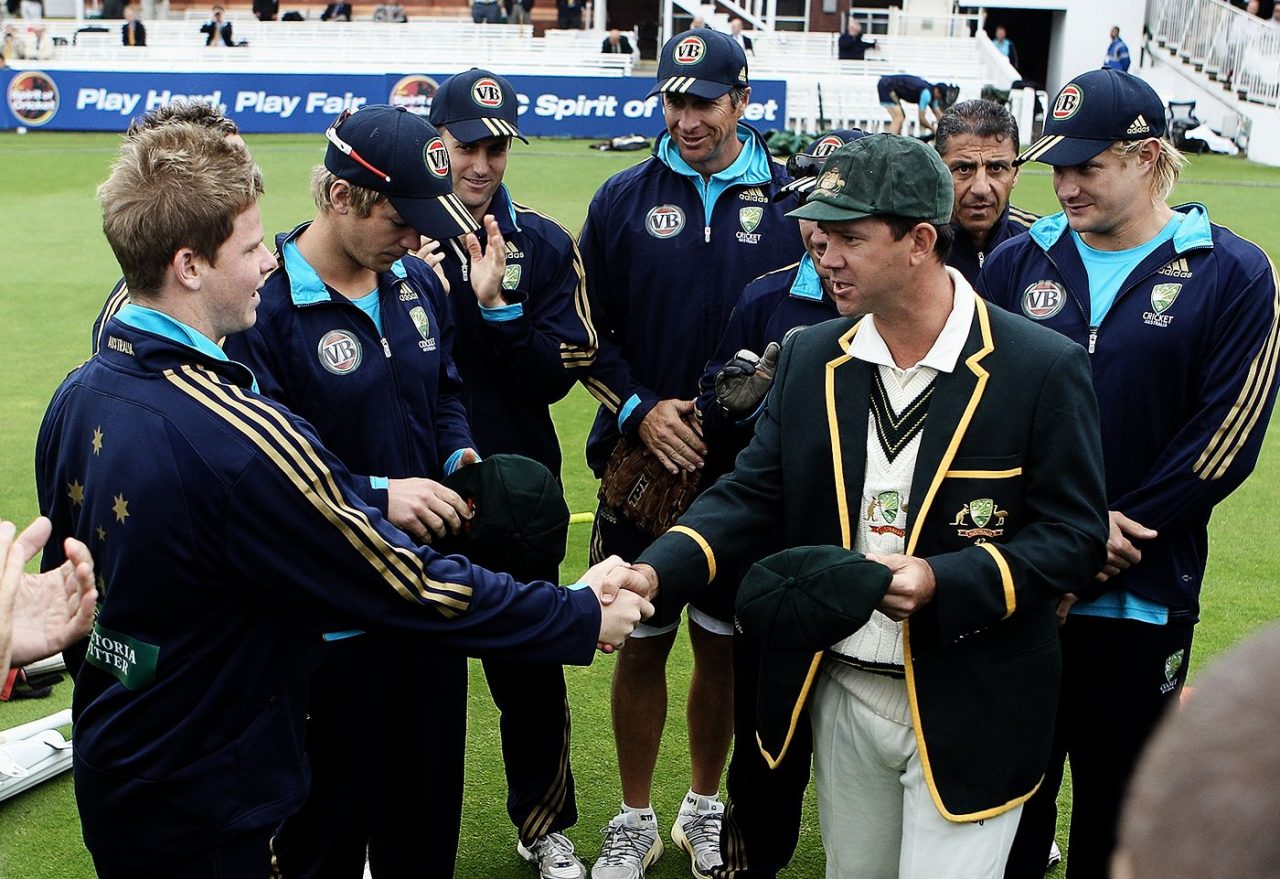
[
  {"left": 1021, "top": 280, "right": 1066, "bottom": 320},
  {"left": 1161, "top": 648, "right": 1185, "bottom": 694},
  {"left": 737, "top": 206, "right": 763, "bottom": 244},
  {"left": 952, "top": 497, "right": 1008, "bottom": 541},
  {"left": 318, "top": 329, "right": 362, "bottom": 375},
  {"left": 409, "top": 306, "right": 437, "bottom": 351},
  {"left": 645, "top": 204, "right": 685, "bottom": 239},
  {"left": 1143, "top": 283, "right": 1180, "bottom": 328},
  {"left": 865, "top": 490, "right": 906, "bottom": 538},
  {"left": 502, "top": 264, "right": 522, "bottom": 290}
]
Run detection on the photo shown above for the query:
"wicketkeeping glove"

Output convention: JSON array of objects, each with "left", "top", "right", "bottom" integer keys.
[{"left": 715, "top": 341, "right": 781, "bottom": 417}]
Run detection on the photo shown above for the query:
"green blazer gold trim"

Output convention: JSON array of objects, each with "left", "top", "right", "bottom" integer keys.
[
  {"left": 978, "top": 541, "right": 1016, "bottom": 619},
  {"left": 826, "top": 321, "right": 862, "bottom": 550},
  {"left": 757, "top": 650, "right": 823, "bottom": 769},
  {"left": 668, "top": 525, "right": 717, "bottom": 582}
]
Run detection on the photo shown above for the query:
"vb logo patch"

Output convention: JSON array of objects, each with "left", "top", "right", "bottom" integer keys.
[
  {"left": 1053, "top": 83, "right": 1083, "bottom": 120},
  {"left": 811, "top": 135, "right": 845, "bottom": 158},
  {"left": 471, "top": 77, "right": 504, "bottom": 108},
  {"left": 645, "top": 205, "right": 685, "bottom": 239},
  {"left": 1021, "top": 280, "right": 1067, "bottom": 320},
  {"left": 318, "top": 329, "right": 362, "bottom": 375},
  {"left": 674, "top": 35, "right": 706, "bottom": 65},
  {"left": 423, "top": 136, "right": 451, "bottom": 178}
]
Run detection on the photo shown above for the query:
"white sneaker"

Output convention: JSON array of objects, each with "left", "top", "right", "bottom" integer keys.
[
  {"left": 591, "top": 810, "right": 664, "bottom": 879},
  {"left": 519, "top": 832, "right": 586, "bottom": 879},
  {"left": 671, "top": 794, "right": 724, "bottom": 879},
  {"left": 1047, "top": 840, "right": 1062, "bottom": 871}
]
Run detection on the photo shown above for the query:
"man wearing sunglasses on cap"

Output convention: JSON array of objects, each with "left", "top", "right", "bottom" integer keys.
[
  {"left": 425, "top": 68, "right": 599, "bottom": 879},
  {"left": 579, "top": 27, "right": 803, "bottom": 879},
  {"left": 221, "top": 104, "right": 498, "bottom": 879}
]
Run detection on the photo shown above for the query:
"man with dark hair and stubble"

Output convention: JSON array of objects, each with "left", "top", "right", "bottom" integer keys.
[
  {"left": 579, "top": 27, "right": 803, "bottom": 879},
  {"left": 934, "top": 99, "right": 1037, "bottom": 284},
  {"left": 603, "top": 133, "right": 1108, "bottom": 879}
]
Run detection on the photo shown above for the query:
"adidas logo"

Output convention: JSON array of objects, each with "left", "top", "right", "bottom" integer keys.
[
  {"left": 1159, "top": 257, "right": 1193, "bottom": 279},
  {"left": 1126, "top": 115, "right": 1151, "bottom": 135}
]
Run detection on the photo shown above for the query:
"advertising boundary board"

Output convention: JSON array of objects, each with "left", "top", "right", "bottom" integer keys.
[{"left": 1, "top": 68, "right": 786, "bottom": 137}]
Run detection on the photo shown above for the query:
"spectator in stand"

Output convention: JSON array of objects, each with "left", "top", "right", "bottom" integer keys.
[
  {"left": 601, "top": 27, "right": 632, "bottom": 53},
  {"left": 505, "top": 0, "right": 533, "bottom": 26},
  {"left": 728, "top": 16, "right": 753, "bottom": 54},
  {"left": 1271, "top": 3, "right": 1280, "bottom": 23},
  {"left": 103, "top": 0, "right": 125, "bottom": 19},
  {"left": 121, "top": 4, "right": 146, "bottom": 45},
  {"left": 19, "top": 0, "right": 41, "bottom": 21},
  {"left": 1104, "top": 25, "right": 1131, "bottom": 71},
  {"left": 320, "top": 2, "right": 352, "bottom": 19},
  {"left": 252, "top": 0, "right": 277, "bottom": 22},
  {"left": 471, "top": 0, "right": 499, "bottom": 24},
  {"left": 690, "top": 13, "right": 706, "bottom": 28},
  {"left": 556, "top": 0, "right": 584, "bottom": 29},
  {"left": 201, "top": 5, "right": 234, "bottom": 45},
  {"left": 141, "top": 0, "right": 169, "bottom": 25},
  {"left": 992, "top": 25, "right": 1019, "bottom": 70},
  {"left": 837, "top": 17, "right": 877, "bottom": 60}
]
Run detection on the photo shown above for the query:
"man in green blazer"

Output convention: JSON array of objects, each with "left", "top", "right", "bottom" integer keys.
[{"left": 603, "top": 135, "right": 1108, "bottom": 879}]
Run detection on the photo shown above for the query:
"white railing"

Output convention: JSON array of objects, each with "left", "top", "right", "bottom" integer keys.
[
  {"left": 848, "top": 6, "right": 979, "bottom": 39},
  {"left": 1149, "top": 0, "right": 1280, "bottom": 108}
]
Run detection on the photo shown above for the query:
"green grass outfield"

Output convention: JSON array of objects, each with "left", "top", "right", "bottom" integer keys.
[{"left": 1, "top": 132, "right": 1278, "bottom": 878}]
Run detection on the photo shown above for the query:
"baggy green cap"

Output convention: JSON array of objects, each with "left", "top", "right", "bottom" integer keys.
[
  {"left": 736, "top": 545, "right": 891, "bottom": 767},
  {"left": 787, "top": 133, "right": 953, "bottom": 225}
]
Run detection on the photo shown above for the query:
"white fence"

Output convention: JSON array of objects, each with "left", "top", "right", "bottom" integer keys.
[{"left": 1149, "top": 0, "right": 1280, "bottom": 108}]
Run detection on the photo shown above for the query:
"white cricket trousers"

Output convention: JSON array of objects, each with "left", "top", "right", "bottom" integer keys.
[{"left": 810, "top": 670, "right": 1022, "bottom": 879}]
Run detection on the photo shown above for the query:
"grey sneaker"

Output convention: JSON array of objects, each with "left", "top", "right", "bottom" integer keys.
[
  {"left": 671, "top": 797, "right": 723, "bottom": 879},
  {"left": 518, "top": 832, "right": 586, "bottom": 879},
  {"left": 591, "top": 811, "right": 664, "bottom": 879}
]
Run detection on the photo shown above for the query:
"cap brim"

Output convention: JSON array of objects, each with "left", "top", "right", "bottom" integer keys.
[
  {"left": 388, "top": 191, "right": 480, "bottom": 239},
  {"left": 1016, "top": 134, "right": 1112, "bottom": 166},
  {"left": 437, "top": 116, "right": 528, "bottom": 145},
  {"left": 786, "top": 198, "right": 875, "bottom": 222},
  {"left": 772, "top": 176, "right": 817, "bottom": 202},
  {"left": 647, "top": 77, "right": 733, "bottom": 100}
]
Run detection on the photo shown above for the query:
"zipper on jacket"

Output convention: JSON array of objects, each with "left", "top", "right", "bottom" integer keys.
[
  {"left": 381, "top": 337, "right": 392, "bottom": 358},
  {"left": 1088, "top": 326, "right": 1099, "bottom": 353},
  {"left": 705, "top": 224, "right": 711, "bottom": 244},
  {"left": 978, "top": 251, "right": 985, "bottom": 268}
]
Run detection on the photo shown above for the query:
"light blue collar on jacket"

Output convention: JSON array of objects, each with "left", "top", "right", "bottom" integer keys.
[
  {"left": 657, "top": 122, "right": 773, "bottom": 226},
  {"left": 115, "top": 302, "right": 259, "bottom": 392},
  {"left": 1028, "top": 203, "right": 1213, "bottom": 255},
  {"left": 789, "top": 254, "right": 824, "bottom": 301},
  {"left": 281, "top": 225, "right": 408, "bottom": 307}
]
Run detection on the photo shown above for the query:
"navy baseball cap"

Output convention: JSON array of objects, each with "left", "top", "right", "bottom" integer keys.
[
  {"left": 649, "top": 28, "right": 749, "bottom": 100},
  {"left": 774, "top": 129, "right": 868, "bottom": 201},
  {"left": 324, "top": 104, "right": 479, "bottom": 239},
  {"left": 429, "top": 68, "right": 528, "bottom": 145},
  {"left": 1017, "top": 68, "right": 1167, "bottom": 167}
]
